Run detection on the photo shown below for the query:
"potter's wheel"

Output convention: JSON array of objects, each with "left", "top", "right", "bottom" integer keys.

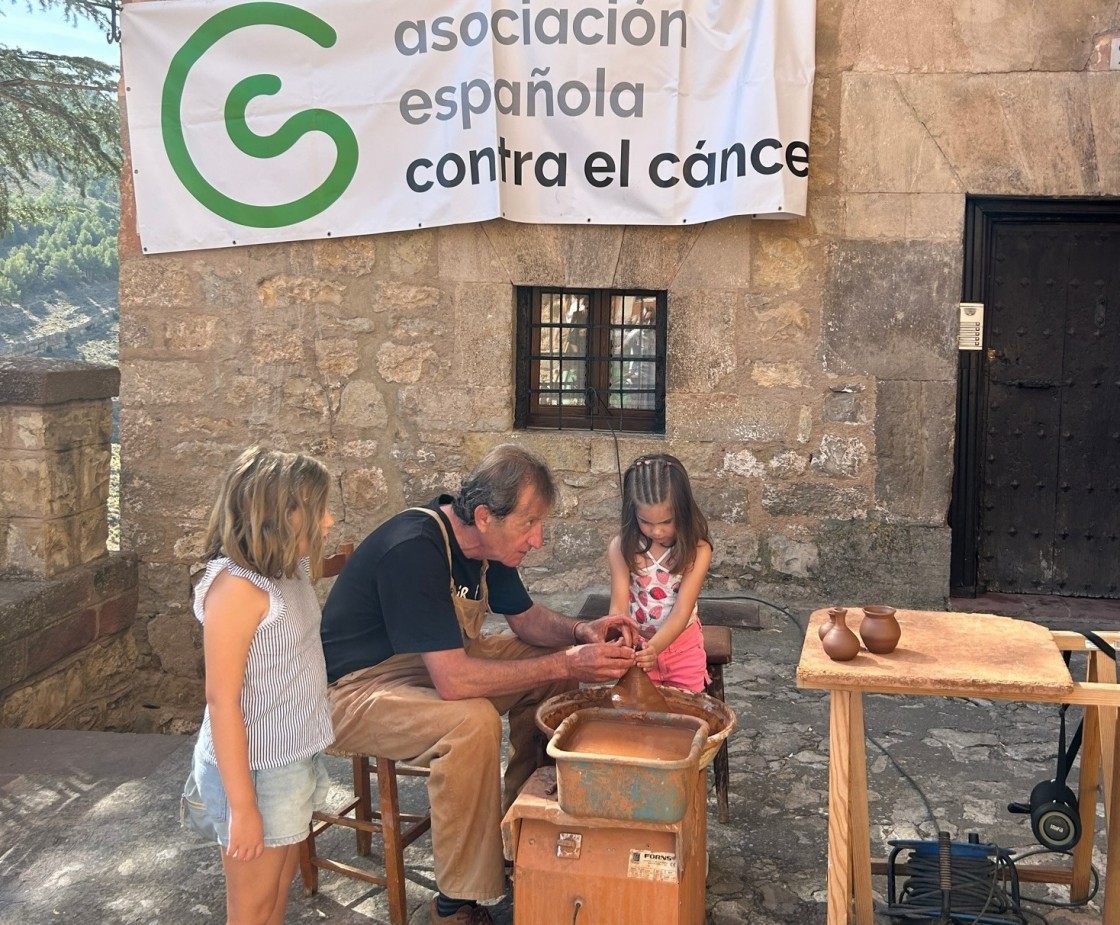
[{"left": 536, "top": 683, "right": 736, "bottom": 769}]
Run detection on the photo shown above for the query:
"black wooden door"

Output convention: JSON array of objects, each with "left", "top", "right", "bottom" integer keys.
[{"left": 977, "top": 221, "right": 1120, "bottom": 597}]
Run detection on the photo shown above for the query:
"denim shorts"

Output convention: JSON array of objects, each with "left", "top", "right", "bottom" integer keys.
[{"left": 181, "top": 748, "right": 330, "bottom": 848}]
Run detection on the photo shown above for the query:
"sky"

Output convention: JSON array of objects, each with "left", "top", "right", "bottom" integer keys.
[{"left": 1, "top": 2, "right": 120, "bottom": 64}]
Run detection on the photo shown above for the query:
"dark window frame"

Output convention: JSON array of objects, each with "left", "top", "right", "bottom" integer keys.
[{"left": 514, "top": 286, "right": 667, "bottom": 433}]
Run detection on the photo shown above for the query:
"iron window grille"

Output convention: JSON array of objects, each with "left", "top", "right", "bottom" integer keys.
[{"left": 515, "top": 287, "right": 666, "bottom": 433}]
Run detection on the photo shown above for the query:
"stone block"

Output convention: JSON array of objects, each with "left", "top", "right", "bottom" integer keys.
[
  {"left": 761, "top": 482, "right": 870, "bottom": 519},
  {"left": 875, "top": 379, "right": 956, "bottom": 524},
  {"left": 372, "top": 282, "right": 444, "bottom": 313},
  {"left": 147, "top": 612, "right": 203, "bottom": 679},
  {"left": 767, "top": 534, "right": 820, "bottom": 579},
  {"left": 312, "top": 235, "right": 377, "bottom": 277},
  {"left": 165, "top": 315, "right": 219, "bottom": 352},
  {"left": 3, "top": 507, "right": 108, "bottom": 578},
  {"left": 840, "top": 74, "right": 961, "bottom": 194},
  {"left": 96, "top": 592, "right": 136, "bottom": 638},
  {"left": 561, "top": 225, "right": 626, "bottom": 288},
  {"left": 750, "top": 234, "right": 815, "bottom": 293},
  {"left": 399, "top": 386, "right": 511, "bottom": 432},
  {"left": 6, "top": 399, "right": 112, "bottom": 452},
  {"left": 667, "top": 290, "right": 738, "bottom": 391},
  {"left": 813, "top": 520, "right": 951, "bottom": 608},
  {"left": 481, "top": 222, "right": 570, "bottom": 284},
  {"left": 1088, "top": 75, "right": 1120, "bottom": 193},
  {"left": 822, "top": 239, "right": 959, "bottom": 381},
  {"left": 337, "top": 380, "right": 390, "bottom": 431},
  {"left": 315, "top": 338, "right": 362, "bottom": 384},
  {"left": 740, "top": 294, "right": 812, "bottom": 352},
  {"left": 452, "top": 283, "right": 515, "bottom": 378},
  {"left": 257, "top": 274, "right": 345, "bottom": 309},
  {"left": 808, "top": 76, "right": 841, "bottom": 193},
  {"left": 896, "top": 74, "right": 1098, "bottom": 196},
  {"left": 811, "top": 434, "right": 869, "bottom": 478},
  {"left": 339, "top": 467, "right": 390, "bottom": 522},
  {"left": 0, "top": 553, "right": 138, "bottom": 692},
  {"left": 119, "top": 257, "right": 200, "bottom": 309},
  {"left": 436, "top": 222, "right": 509, "bottom": 282},
  {"left": 845, "top": 193, "right": 965, "bottom": 242},
  {"left": 614, "top": 225, "right": 702, "bottom": 289},
  {"left": 669, "top": 392, "right": 793, "bottom": 443},
  {"left": 751, "top": 361, "right": 805, "bottom": 389},
  {"left": 120, "top": 360, "right": 210, "bottom": 408},
  {"left": 668, "top": 216, "right": 753, "bottom": 290},
  {"left": 376, "top": 342, "right": 441, "bottom": 385},
  {"left": 385, "top": 228, "right": 437, "bottom": 277},
  {"left": 25, "top": 609, "right": 98, "bottom": 676},
  {"left": 0, "top": 632, "right": 138, "bottom": 730},
  {"left": 0, "top": 359, "right": 119, "bottom": 406},
  {"left": 823, "top": 387, "right": 868, "bottom": 424},
  {"left": 694, "top": 481, "right": 750, "bottom": 525}
]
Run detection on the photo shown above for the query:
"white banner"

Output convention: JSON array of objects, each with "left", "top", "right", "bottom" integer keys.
[{"left": 122, "top": 0, "right": 815, "bottom": 254}]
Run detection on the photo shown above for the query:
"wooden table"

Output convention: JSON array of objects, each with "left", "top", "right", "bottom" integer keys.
[{"left": 796, "top": 608, "right": 1120, "bottom": 925}]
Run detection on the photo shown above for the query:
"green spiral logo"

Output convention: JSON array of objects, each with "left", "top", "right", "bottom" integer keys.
[{"left": 161, "top": 2, "right": 358, "bottom": 228}]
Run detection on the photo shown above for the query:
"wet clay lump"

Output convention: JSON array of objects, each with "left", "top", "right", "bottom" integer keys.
[{"left": 609, "top": 665, "right": 670, "bottom": 712}]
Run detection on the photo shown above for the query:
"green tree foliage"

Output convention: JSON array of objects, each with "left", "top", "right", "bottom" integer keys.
[
  {"left": 0, "top": 175, "right": 118, "bottom": 303},
  {"left": 1, "top": 0, "right": 121, "bottom": 234}
]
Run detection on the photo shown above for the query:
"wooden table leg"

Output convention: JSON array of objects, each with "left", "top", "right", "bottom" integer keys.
[
  {"left": 1104, "top": 707, "right": 1120, "bottom": 925},
  {"left": 848, "top": 694, "right": 874, "bottom": 924},
  {"left": 828, "top": 690, "right": 872, "bottom": 924}
]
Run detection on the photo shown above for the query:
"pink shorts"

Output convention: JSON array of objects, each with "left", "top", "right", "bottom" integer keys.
[{"left": 645, "top": 619, "right": 710, "bottom": 693}]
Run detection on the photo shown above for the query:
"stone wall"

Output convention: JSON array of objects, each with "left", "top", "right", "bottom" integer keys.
[
  {"left": 0, "top": 359, "right": 139, "bottom": 729},
  {"left": 117, "top": 0, "right": 1120, "bottom": 729}
]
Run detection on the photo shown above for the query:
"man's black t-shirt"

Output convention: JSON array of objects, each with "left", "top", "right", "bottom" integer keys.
[{"left": 320, "top": 496, "right": 533, "bottom": 684}]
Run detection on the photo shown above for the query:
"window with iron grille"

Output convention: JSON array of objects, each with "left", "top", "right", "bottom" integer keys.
[{"left": 515, "top": 287, "right": 666, "bottom": 433}]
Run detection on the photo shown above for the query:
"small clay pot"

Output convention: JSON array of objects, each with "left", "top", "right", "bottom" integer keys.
[
  {"left": 860, "top": 605, "right": 901, "bottom": 654},
  {"left": 821, "top": 608, "right": 861, "bottom": 661}
]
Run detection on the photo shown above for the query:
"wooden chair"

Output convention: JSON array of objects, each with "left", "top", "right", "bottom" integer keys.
[
  {"left": 577, "top": 593, "right": 734, "bottom": 823},
  {"left": 299, "top": 542, "right": 433, "bottom": 925}
]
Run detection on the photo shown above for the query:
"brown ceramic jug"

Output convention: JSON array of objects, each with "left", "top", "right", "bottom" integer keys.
[
  {"left": 820, "top": 607, "right": 846, "bottom": 639},
  {"left": 860, "top": 605, "right": 901, "bottom": 654},
  {"left": 821, "top": 608, "right": 861, "bottom": 661}
]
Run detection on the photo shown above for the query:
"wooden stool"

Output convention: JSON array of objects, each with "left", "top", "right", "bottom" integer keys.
[
  {"left": 577, "top": 593, "right": 734, "bottom": 822},
  {"left": 702, "top": 623, "right": 732, "bottom": 823},
  {"left": 300, "top": 542, "right": 431, "bottom": 925},
  {"left": 298, "top": 751, "right": 431, "bottom": 925}
]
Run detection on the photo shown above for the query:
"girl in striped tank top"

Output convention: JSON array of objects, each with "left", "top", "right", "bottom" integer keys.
[{"left": 181, "top": 446, "right": 335, "bottom": 925}]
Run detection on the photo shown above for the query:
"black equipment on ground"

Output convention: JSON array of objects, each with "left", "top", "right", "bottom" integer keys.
[
  {"left": 1007, "top": 629, "right": 1117, "bottom": 852},
  {"left": 885, "top": 832, "right": 1025, "bottom": 925}
]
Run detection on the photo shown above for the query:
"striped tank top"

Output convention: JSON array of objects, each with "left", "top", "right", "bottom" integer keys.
[{"left": 193, "top": 557, "right": 334, "bottom": 769}]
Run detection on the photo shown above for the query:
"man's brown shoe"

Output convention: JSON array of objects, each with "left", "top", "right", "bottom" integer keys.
[{"left": 429, "top": 899, "right": 493, "bottom": 925}]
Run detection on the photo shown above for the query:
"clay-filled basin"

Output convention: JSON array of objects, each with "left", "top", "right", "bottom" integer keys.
[
  {"left": 546, "top": 708, "right": 709, "bottom": 823},
  {"left": 561, "top": 715, "right": 701, "bottom": 761},
  {"left": 537, "top": 684, "right": 736, "bottom": 769}
]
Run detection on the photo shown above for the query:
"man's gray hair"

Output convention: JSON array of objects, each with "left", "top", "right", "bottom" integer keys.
[{"left": 452, "top": 444, "right": 557, "bottom": 525}]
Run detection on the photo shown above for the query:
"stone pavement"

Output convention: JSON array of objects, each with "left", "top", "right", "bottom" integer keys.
[{"left": 2, "top": 604, "right": 1116, "bottom": 925}]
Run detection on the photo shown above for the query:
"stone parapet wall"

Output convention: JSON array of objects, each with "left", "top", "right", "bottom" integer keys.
[
  {"left": 0, "top": 359, "right": 140, "bottom": 730},
  {"left": 0, "top": 553, "right": 139, "bottom": 729},
  {"left": 0, "top": 359, "right": 118, "bottom": 578}
]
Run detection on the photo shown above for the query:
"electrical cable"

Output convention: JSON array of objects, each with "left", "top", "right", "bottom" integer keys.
[
  {"left": 1007, "top": 845, "right": 1100, "bottom": 910},
  {"left": 887, "top": 836, "right": 1026, "bottom": 925},
  {"left": 867, "top": 734, "right": 939, "bottom": 835}
]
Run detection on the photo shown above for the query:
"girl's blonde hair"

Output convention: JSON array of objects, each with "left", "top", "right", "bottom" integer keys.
[
  {"left": 203, "top": 446, "right": 331, "bottom": 580},
  {"left": 619, "top": 453, "right": 710, "bottom": 575}
]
